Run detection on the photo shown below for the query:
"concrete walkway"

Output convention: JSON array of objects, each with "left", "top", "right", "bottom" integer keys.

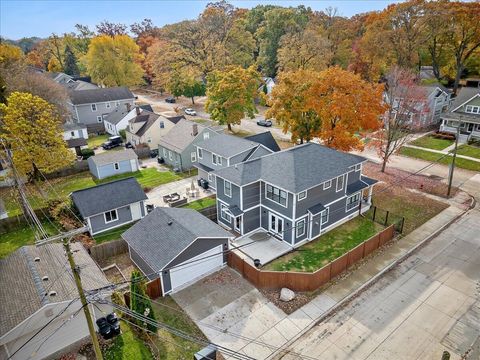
[{"left": 403, "top": 144, "right": 480, "bottom": 163}]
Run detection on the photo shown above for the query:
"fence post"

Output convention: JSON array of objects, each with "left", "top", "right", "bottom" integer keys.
[
  {"left": 384, "top": 211, "right": 389, "bottom": 226},
  {"left": 373, "top": 206, "right": 377, "bottom": 222},
  {"left": 400, "top": 217, "right": 405, "bottom": 234}
]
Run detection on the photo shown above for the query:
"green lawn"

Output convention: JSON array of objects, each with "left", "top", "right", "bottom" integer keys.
[
  {"left": 410, "top": 135, "right": 454, "bottom": 150},
  {"left": 103, "top": 319, "right": 153, "bottom": 360},
  {"left": 265, "top": 217, "right": 384, "bottom": 272},
  {"left": 400, "top": 147, "right": 480, "bottom": 172},
  {"left": 87, "top": 134, "right": 110, "bottom": 148},
  {"left": 96, "top": 168, "right": 185, "bottom": 189},
  {"left": 93, "top": 223, "right": 135, "bottom": 244},
  {"left": 181, "top": 196, "right": 216, "bottom": 211},
  {"left": 454, "top": 144, "right": 480, "bottom": 159},
  {"left": 0, "top": 221, "right": 58, "bottom": 258},
  {"left": 150, "top": 297, "right": 205, "bottom": 359}
]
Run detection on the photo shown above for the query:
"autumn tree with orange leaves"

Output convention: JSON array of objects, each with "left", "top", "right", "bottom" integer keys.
[{"left": 307, "top": 67, "right": 385, "bottom": 151}]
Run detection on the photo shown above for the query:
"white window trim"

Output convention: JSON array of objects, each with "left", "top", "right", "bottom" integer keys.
[
  {"left": 91, "top": 103, "right": 97, "bottom": 112},
  {"left": 104, "top": 209, "right": 118, "bottom": 224},
  {"left": 220, "top": 203, "right": 231, "bottom": 222},
  {"left": 191, "top": 152, "right": 197, "bottom": 162},
  {"left": 114, "top": 162, "right": 120, "bottom": 170},
  {"left": 203, "top": 132, "right": 210, "bottom": 140},
  {"left": 321, "top": 207, "right": 329, "bottom": 225},
  {"left": 218, "top": 156, "right": 222, "bottom": 165},
  {"left": 297, "top": 191, "right": 307, "bottom": 201},
  {"left": 323, "top": 180, "right": 332, "bottom": 190},
  {"left": 169, "top": 151, "right": 173, "bottom": 161},
  {"left": 296, "top": 218, "right": 306, "bottom": 238},
  {"left": 346, "top": 193, "right": 360, "bottom": 212},
  {"left": 224, "top": 180, "right": 232, "bottom": 198},
  {"left": 197, "top": 148, "right": 203, "bottom": 159},
  {"left": 163, "top": 149, "right": 167, "bottom": 157},
  {"left": 160, "top": 121, "right": 165, "bottom": 129},
  {"left": 97, "top": 116, "right": 103, "bottom": 122},
  {"left": 336, "top": 175, "right": 344, "bottom": 192},
  {"left": 265, "top": 183, "right": 288, "bottom": 208},
  {"left": 355, "top": 164, "right": 361, "bottom": 172},
  {"left": 212, "top": 153, "right": 217, "bottom": 165}
]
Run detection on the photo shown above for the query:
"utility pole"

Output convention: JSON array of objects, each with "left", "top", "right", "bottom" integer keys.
[
  {"left": 65, "top": 238, "right": 104, "bottom": 360},
  {"left": 447, "top": 123, "right": 460, "bottom": 198}
]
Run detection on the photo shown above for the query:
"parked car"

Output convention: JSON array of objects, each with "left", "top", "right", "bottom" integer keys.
[
  {"left": 257, "top": 119, "right": 273, "bottom": 127},
  {"left": 165, "top": 97, "right": 176, "bottom": 103},
  {"left": 184, "top": 108, "right": 197, "bottom": 116},
  {"left": 102, "top": 136, "right": 123, "bottom": 150}
]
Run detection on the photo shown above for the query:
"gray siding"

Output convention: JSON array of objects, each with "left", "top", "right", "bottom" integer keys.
[
  {"left": 71, "top": 99, "right": 134, "bottom": 132},
  {"left": 217, "top": 201, "right": 233, "bottom": 229},
  {"left": 129, "top": 246, "right": 156, "bottom": 281},
  {"left": 293, "top": 217, "right": 309, "bottom": 244},
  {"left": 88, "top": 205, "right": 133, "bottom": 234},
  {"left": 230, "top": 148, "right": 256, "bottom": 165},
  {"left": 87, "top": 157, "right": 99, "bottom": 178},
  {"left": 295, "top": 182, "right": 346, "bottom": 217},
  {"left": 310, "top": 213, "right": 321, "bottom": 238},
  {"left": 197, "top": 148, "right": 227, "bottom": 171},
  {"left": 243, "top": 182, "right": 260, "bottom": 209},
  {"left": 260, "top": 181, "right": 294, "bottom": 219},
  {"left": 245, "top": 146, "right": 272, "bottom": 161},
  {"left": 216, "top": 177, "right": 241, "bottom": 208},
  {"left": 346, "top": 169, "right": 361, "bottom": 185},
  {"left": 91, "top": 159, "right": 135, "bottom": 180},
  {"left": 243, "top": 207, "right": 260, "bottom": 234},
  {"left": 321, "top": 196, "right": 359, "bottom": 230},
  {"left": 259, "top": 206, "right": 292, "bottom": 244}
]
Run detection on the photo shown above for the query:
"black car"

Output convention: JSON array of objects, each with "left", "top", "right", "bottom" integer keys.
[
  {"left": 165, "top": 97, "right": 176, "bottom": 103},
  {"left": 257, "top": 119, "right": 273, "bottom": 127},
  {"left": 102, "top": 136, "right": 123, "bottom": 150},
  {"left": 96, "top": 317, "right": 113, "bottom": 339}
]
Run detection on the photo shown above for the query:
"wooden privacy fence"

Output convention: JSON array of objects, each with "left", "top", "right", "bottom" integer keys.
[
  {"left": 124, "top": 278, "right": 162, "bottom": 306},
  {"left": 90, "top": 239, "right": 128, "bottom": 262},
  {"left": 228, "top": 225, "right": 395, "bottom": 292}
]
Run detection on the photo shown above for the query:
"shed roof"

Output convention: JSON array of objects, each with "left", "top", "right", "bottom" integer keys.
[
  {"left": 69, "top": 87, "right": 134, "bottom": 105},
  {"left": 89, "top": 149, "right": 137, "bottom": 166}
]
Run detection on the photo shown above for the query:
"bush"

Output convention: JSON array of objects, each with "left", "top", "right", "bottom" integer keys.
[
  {"left": 119, "top": 129, "right": 126, "bottom": 140},
  {"left": 81, "top": 148, "right": 94, "bottom": 159}
]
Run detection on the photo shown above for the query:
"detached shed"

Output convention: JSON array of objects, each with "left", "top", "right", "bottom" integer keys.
[
  {"left": 122, "top": 207, "right": 234, "bottom": 295},
  {"left": 88, "top": 149, "right": 139, "bottom": 179}
]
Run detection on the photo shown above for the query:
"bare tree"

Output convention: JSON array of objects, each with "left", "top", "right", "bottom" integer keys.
[{"left": 373, "top": 66, "right": 425, "bottom": 172}]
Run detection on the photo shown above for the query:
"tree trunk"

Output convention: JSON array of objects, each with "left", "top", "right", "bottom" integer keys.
[
  {"left": 381, "top": 158, "right": 387, "bottom": 173},
  {"left": 453, "top": 61, "right": 463, "bottom": 95},
  {"left": 227, "top": 123, "right": 232, "bottom": 132},
  {"left": 191, "top": 97, "right": 195, "bottom": 105}
]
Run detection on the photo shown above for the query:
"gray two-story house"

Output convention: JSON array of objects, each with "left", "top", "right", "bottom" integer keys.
[
  {"left": 212, "top": 143, "right": 377, "bottom": 246},
  {"left": 194, "top": 133, "right": 275, "bottom": 191},
  {"left": 67, "top": 87, "right": 135, "bottom": 133}
]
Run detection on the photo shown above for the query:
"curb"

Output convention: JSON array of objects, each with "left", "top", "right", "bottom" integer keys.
[{"left": 268, "top": 194, "right": 476, "bottom": 360}]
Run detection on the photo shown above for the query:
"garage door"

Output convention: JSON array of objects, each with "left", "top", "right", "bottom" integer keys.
[{"left": 169, "top": 245, "right": 224, "bottom": 292}]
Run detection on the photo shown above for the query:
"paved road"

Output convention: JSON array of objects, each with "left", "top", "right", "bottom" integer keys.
[{"left": 276, "top": 175, "right": 480, "bottom": 360}]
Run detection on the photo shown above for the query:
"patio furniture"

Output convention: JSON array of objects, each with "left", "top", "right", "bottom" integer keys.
[
  {"left": 169, "top": 197, "right": 188, "bottom": 207},
  {"left": 162, "top": 194, "right": 172, "bottom": 202}
]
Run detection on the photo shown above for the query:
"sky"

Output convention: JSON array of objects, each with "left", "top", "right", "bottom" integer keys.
[{"left": 1, "top": 0, "right": 400, "bottom": 40}]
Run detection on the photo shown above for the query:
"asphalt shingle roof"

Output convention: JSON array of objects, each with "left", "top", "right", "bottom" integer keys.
[
  {"left": 89, "top": 149, "right": 138, "bottom": 166},
  {"left": 129, "top": 111, "right": 167, "bottom": 137},
  {"left": 71, "top": 177, "right": 147, "bottom": 218},
  {"left": 451, "top": 87, "right": 479, "bottom": 111},
  {"left": 122, "top": 207, "right": 233, "bottom": 272},
  {"left": 441, "top": 112, "right": 480, "bottom": 124},
  {"left": 213, "top": 143, "right": 367, "bottom": 193},
  {"left": 196, "top": 133, "right": 260, "bottom": 158},
  {"left": 63, "top": 122, "right": 87, "bottom": 131},
  {"left": 0, "top": 243, "right": 109, "bottom": 337},
  {"left": 245, "top": 131, "right": 281, "bottom": 152},
  {"left": 66, "top": 138, "right": 87, "bottom": 148},
  {"left": 69, "top": 87, "right": 134, "bottom": 105},
  {"left": 158, "top": 119, "right": 207, "bottom": 152}
]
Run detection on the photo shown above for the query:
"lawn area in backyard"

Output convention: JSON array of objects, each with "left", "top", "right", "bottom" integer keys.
[
  {"left": 410, "top": 134, "right": 454, "bottom": 150},
  {"left": 454, "top": 144, "right": 480, "bottom": 159},
  {"left": 150, "top": 297, "right": 205, "bottom": 359},
  {"left": 400, "top": 147, "right": 480, "bottom": 172},
  {"left": 265, "top": 217, "right": 384, "bottom": 272},
  {"left": 181, "top": 195, "right": 216, "bottom": 210},
  {"left": 87, "top": 134, "right": 110, "bottom": 148},
  {"left": 95, "top": 168, "right": 186, "bottom": 189},
  {"left": 93, "top": 223, "right": 135, "bottom": 244},
  {"left": 103, "top": 319, "right": 153, "bottom": 360},
  {"left": 0, "top": 221, "right": 58, "bottom": 258}
]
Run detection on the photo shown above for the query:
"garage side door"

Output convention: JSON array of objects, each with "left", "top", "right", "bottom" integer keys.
[{"left": 169, "top": 245, "right": 223, "bottom": 293}]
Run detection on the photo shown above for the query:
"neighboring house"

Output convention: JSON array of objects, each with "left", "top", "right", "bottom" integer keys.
[
  {"left": 104, "top": 104, "right": 153, "bottom": 136},
  {"left": 388, "top": 84, "right": 451, "bottom": 129},
  {"left": 87, "top": 149, "right": 139, "bottom": 180},
  {"left": 157, "top": 119, "right": 221, "bottom": 171},
  {"left": 245, "top": 131, "right": 281, "bottom": 152},
  {"left": 47, "top": 71, "right": 98, "bottom": 91},
  {"left": 63, "top": 122, "right": 89, "bottom": 156},
  {"left": 260, "top": 77, "right": 276, "bottom": 95},
  {"left": 440, "top": 87, "right": 480, "bottom": 141},
  {"left": 0, "top": 243, "right": 111, "bottom": 360},
  {"left": 122, "top": 207, "right": 234, "bottom": 295},
  {"left": 212, "top": 143, "right": 377, "bottom": 245},
  {"left": 71, "top": 177, "right": 147, "bottom": 235},
  {"left": 67, "top": 87, "right": 135, "bottom": 133},
  {"left": 194, "top": 133, "right": 274, "bottom": 191},
  {"left": 125, "top": 109, "right": 176, "bottom": 149}
]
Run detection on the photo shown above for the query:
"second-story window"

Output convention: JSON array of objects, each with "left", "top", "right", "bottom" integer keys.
[
  {"left": 191, "top": 152, "right": 197, "bottom": 162},
  {"left": 160, "top": 121, "right": 165, "bottom": 129},
  {"left": 323, "top": 180, "right": 332, "bottom": 190},
  {"left": 70, "top": 131, "right": 75, "bottom": 137},
  {"left": 297, "top": 191, "right": 306, "bottom": 201},
  {"left": 212, "top": 153, "right": 222, "bottom": 165},
  {"left": 198, "top": 148, "right": 203, "bottom": 159},
  {"left": 321, "top": 207, "right": 329, "bottom": 225},
  {"left": 91, "top": 103, "right": 97, "bottom": 111},
  {"left": 266, "top": 184, "right": 287, "bottom": 207},
  {"left": 224, "top": 180, "right": 232, "bottom": 197},
  {"left": 336, "top": 175, "right": 344, "bottom": 192},
  {"left": 204, "top": 132, "right": 210, "bottom": 140}
]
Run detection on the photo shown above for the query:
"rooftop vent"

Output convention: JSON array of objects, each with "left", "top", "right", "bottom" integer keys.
[
  {"left": 42, "top": 276, "right": 49, "bottom": 281},
  {"left": 34, "top": 257, "right": 40, "bottom": 262},
  {"left": 48, "top": 291, "right": 57, "bottom": 297},
  {"left": 167, "top": 220, "right": 173, "bottom": 226}
]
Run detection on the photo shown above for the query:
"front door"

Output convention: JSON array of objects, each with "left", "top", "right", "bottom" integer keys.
[
  {"left": 234, "top": 216, "right": 242, "bottom": 234},
  {"left": 468, "top": 123, "right": 474, "bottom": 132},
  {"left": 269, "top": 213, "right": 284, "bottom": 240}
]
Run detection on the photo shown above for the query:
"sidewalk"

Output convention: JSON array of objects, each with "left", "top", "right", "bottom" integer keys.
[{"left": 403, "top": 143, "right": 480, "bottom": 163}]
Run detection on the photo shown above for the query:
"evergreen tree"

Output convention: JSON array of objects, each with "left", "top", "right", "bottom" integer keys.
[
  {"left": 130, "top": 270, "right": 157, "bottom": 332},
  {"left": 63, "top": 45, "right": 79, "bottom": 76}
]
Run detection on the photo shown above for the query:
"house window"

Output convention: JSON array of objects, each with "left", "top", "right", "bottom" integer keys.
[
  {"left": 163, "top": 149, "right": 167, "bottom": 157},
  {"left": 213, "top": 153, "right": 222, "bottom": 165},
  {"left": 346, "top": 193, "right": 360, "bottom": 211},
  {"left": 116, "top": 101, "right": 120, "bottom": 107},
  {"left": 91, "top": 104, "right": 97, "bottom": 111},
  {"left": 106, "top": 102, "right": 111, "bottom": 109},
  {"left": 169, "top": 151, "right": 173, "bottom": 161},
  {"left": 160, "top": 121, "right": 165, "bottom": 129},
  {"left": 224, "top": 180, "right": 232, "bottom": 197},
  {"left": 104, "top": 209, "right": 118, "bottom": 223},
  {"left": 147, "top": 138, "right": 152, "bottom": 143},
  {"left": 296, "top": 218, "right": 306, "bottom": 238},
  {"left": 198, "top": 148, "right": 203, "bottom": 159},
  {"left": 266, "top": 184, "right": 287, "bottom": 207},
  {"left": 191, "top": 152, "right": 197, "bottom": 162},
  {"left": 97, "top": 116, "right": 103, "bottom": 122},
  {"left": 70, "top": 131, "right": 75, "bottom": 137},
  {"left": 321, "top": 207, "right": 329, "bottom": 225},
  {"left": 203, "top": 132, "right": 209, "bottom": 140},
  {"left": 465, "top": 105, "right": 480, "bottom": 114},
  {"left": 323, "top": 180, "right": 332, "bottom": 190},
  {"left": 218, "top": 156, "right": 222, "bottom": 165},
  {"left": 297, "top": 191, "right": 306, "bottom": 201},
  {"left": 355, "top": 164, "right": 361, "bottom": 172},
  {"left": 336, "top": 175, "right": 344, "bottom": 192},
  {"left": 114, "top": 162, "right": 119, "bottom": 170},
  {"left": 220, "top": 203, "right": 231, "bottom": 222}
]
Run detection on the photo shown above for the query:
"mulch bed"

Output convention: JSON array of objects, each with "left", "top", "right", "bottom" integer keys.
[
  {"left": 260, "top": 289, "right": 314, "bottom": 314},
  {"left": 363, "top": 161, "right": 458, "bottom": 198}
]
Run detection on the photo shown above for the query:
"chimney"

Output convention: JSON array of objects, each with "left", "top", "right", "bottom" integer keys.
[
  {"left": 192, "top": 123, "right": 198, "bottom": 136},
  {"left": 126, "top": 103, "right": 131, "bottom": 112},
  {"left": 135, "top": 106, "right": 141, "bottom": 116}
]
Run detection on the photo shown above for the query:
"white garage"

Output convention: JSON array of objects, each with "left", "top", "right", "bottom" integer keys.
[{"left": 123, "top": 207, "right": 234, "bottom": 296}]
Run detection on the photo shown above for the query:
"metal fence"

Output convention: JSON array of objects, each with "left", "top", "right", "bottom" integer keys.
[{"left": 365, "top": 205, "right": 405, "bottom": 233}]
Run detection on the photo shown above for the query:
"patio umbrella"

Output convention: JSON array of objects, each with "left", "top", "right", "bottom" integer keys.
[{"left": 191, "top": 179, "right": 196, "bottom": 190}]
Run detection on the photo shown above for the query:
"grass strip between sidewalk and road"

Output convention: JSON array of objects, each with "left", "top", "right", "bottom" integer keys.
[{"left": 400, "top": 147, "right": 480, "bottom": 172}]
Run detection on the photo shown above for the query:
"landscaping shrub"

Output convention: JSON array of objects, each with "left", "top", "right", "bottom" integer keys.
[
  {"left": 81, "top": 148, "right": 95, "bottom": 159},
  {"left": 119, "top": 129, "right": 126, "bottom": 140}
]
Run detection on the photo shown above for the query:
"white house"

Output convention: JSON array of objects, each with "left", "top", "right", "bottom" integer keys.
[{"left": 104, "top": 104, "right": 154, "bottom": 136}]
